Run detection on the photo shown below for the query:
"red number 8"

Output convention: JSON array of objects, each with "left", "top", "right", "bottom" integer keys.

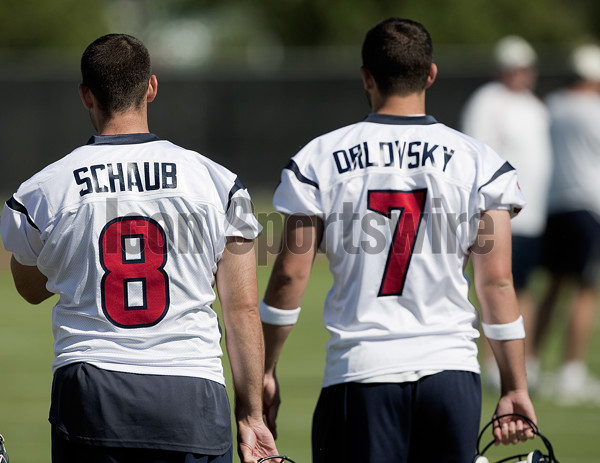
[{"left": 99, "top": 216, "right": 169, "bottom": 328}]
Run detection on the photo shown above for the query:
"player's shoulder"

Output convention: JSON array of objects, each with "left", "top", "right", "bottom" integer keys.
[
  {"left": 156, "top": 140, "right": 245, "bottom": 204},
  {"left": 15, "top": 146, "right": 83, "bottom": 194},
  {"left": 183, "top": 146, "right": 236, "bottom": 179},
  {"left": 431, "top": 120, "right": 490, "bottom": 153},
  {"left": 434, "top": 122, "right": 509, "bottom": 175}
]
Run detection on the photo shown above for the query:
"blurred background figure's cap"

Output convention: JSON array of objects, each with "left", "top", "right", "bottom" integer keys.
[
  {"left": 570, "top": 44, "right": 600, "bottom": 82},
  {"left": 494, "top": 35, "right": 537, "bottom": 70}
]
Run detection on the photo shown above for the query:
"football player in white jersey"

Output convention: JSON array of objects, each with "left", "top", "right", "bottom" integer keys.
[
  {"left": 260, "top": 19, "right": 537, "bottom": 462},
  {"left": 0, "top": 34, "right": 277, "bottom": 463}
]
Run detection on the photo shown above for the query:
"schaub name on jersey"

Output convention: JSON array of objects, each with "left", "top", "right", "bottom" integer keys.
[{"left": 73, "top": 161, "right": 177, "bottom": 195}]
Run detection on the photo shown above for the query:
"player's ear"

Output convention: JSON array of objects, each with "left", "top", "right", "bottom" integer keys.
[
  {"left": 147, "top": 75, "right": 158, "bottom": 103},
  {"left": 360, "top": 66, "right": 376, "bottom": 91},
  {"left": 78, "top": 83, "right": 95, "bottom": 110},
  {"left": 425, "top": 63, "right": 438, "bottom": 89}
]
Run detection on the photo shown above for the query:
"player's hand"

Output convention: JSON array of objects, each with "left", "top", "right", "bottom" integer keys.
[
  {"left": 263, "top": 371, "right": 281, "bottom": 439},
  {"left": 237, "top": 416, "right": 279, "bottom": 463},
  {"left": 493, "top": 390, "right": 537, "bottom": 445}
]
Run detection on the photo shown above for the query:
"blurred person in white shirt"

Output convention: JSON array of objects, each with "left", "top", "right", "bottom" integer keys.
[{"left": 461, "top": 35, "right": 553, "bottom": 391}]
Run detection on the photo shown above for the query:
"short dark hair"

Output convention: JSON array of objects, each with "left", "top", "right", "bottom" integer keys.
[
  {"left": 81, "top": 34, "right": 152, "bottom": 114},
  {"left": 361, "top": 18, "right": 433, "bottom": 96}
]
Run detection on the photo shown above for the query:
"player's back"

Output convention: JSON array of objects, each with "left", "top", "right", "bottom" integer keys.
[
  {"left": 1, "top": 134, "right": 259, "bottom": 383},
  {"left": 273, "top": 114, "right": 524, "bottom": 386}
]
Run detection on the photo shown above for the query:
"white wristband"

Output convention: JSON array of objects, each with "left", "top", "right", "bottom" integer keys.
[
  {"left": 259, "top": 300, "right": 301, "bottom": 325},
  {"left": 482, "top": 315, "right": 525, "bottom": 340}
]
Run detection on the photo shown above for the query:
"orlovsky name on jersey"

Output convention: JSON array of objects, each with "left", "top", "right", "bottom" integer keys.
[{"left": 333, "top": 140, "right": 455, "bottom": 174}]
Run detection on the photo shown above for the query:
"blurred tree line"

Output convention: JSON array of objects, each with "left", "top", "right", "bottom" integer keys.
[{"left": 0, "top": 0, "right": 598, "bottom": 63}]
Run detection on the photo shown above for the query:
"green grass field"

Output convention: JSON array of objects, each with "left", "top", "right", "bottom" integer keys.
[{"left": 0, "top": 201, "right": 599, "bottom": 462}]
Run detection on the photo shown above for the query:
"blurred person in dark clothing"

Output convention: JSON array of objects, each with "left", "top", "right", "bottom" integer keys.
[{"left": 534, "top": 44, "right": 600, "bottom": 405}]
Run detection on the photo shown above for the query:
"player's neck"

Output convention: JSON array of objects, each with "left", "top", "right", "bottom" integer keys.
[
  {"left": 96, "top": 109, "right": 150, "bottom": 135},
  {"left": 370, "top": 92, "right": 427, "bottom": 117}
]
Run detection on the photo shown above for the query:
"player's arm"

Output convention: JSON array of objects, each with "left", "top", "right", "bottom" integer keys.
[
  {"left": 471, "top": 210, "right": 537, "bottom": 445},
  {"left": 10, "top": 256, "right": 53, "bottom": 304},
  {"left": 215, "top": 236, "right": 278, "bottom": 462},
  {"left": 261, "top": 214, "right": 323, "bottom": 437}
]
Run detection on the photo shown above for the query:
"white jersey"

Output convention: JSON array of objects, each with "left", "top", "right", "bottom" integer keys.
[
  {"left": 0, "top": 133, "right": 261, "bottom": 384},
  {"left": 545, "top": 88, "right": 600, "bottom": 219},
  {"left": 273, "top": 114, "right": 524, "bottom": 387},
  {"left": 461, "top": 81, "right": 552, "bottom": 236}
]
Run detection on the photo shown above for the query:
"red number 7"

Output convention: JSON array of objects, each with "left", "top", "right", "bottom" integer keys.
[{"left": 367, "top": 189, "right": 427, "bottom": 296}]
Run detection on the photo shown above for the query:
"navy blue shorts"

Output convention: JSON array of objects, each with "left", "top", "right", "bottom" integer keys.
[
  {"left": 512, "top": 235, "right": 543, "bottom": 290},
  {"left": 51, "top": 429, "right": 232, "bottom": 463},
  {"left": 312, "top": 371, "right": 481, "bottom": 463},
  {"left": 542, "top": 211, "right": 600, "bottom": 287},
  {"left": 50, "top": 363, "right": 232, "bottom": 459}
]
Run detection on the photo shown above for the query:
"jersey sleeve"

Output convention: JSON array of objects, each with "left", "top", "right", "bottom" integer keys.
[
  {"left": 224, "top": 177, "right": 262, "bottom": 240},
  {"left": 475, "top": 145, "right": 526, "bottom": 217},
  {"left": 200, "top": 156, "right": 262, "bottom": 240},
  {"left": 0, "top": 191, "right": 47, "bottom": 266},
  {"left": 273, "top": 151, "right": 323, "bottom": 218}
]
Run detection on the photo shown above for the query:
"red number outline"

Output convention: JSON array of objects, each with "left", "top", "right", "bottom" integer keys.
[
  {"left": 99, "top": 216, "right": 170, "bottom": 328},
  {"left": 368, "top": 189, "right": 427, "bottom": 296}
]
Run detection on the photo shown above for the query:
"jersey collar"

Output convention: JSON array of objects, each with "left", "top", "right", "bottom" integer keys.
[
  {"left": 364, "top": 113, "right": 438, "bottom": 125},
  {"left": 86, "top": 133, "right": 161, "bottom": 146}
]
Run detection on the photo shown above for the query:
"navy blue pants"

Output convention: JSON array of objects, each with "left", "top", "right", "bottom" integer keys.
[
  {"left": 312, "top": 371, "right": 481, "bottom": 463},
  {"left": 542, "top": 210, "right": 600, "bottom": 287},
  {"left": 52, "top": 428, "right": 233, "bottom": 463},
  {"left": 512, "top": 235, "right": 543, "bottom": 290}
]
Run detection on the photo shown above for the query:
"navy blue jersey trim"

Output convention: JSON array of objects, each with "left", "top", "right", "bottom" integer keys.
[
  {"left": 363, "top": 114, "right": 438, "bottom": 125},
  {"left": 86, "top": 133, "right": 161, "bottom": 146},
  {"left": 6, "top": 196, "right": 40, "bottom": 231},
  {"left": 478, "top": 161, "right": 515, "bottom": 192},
  {"left": 227, "top": 176, "right": 247, "bottom": 211},
  {"left": 284, "top": 159, "right": 319, "bottom": 189}
]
